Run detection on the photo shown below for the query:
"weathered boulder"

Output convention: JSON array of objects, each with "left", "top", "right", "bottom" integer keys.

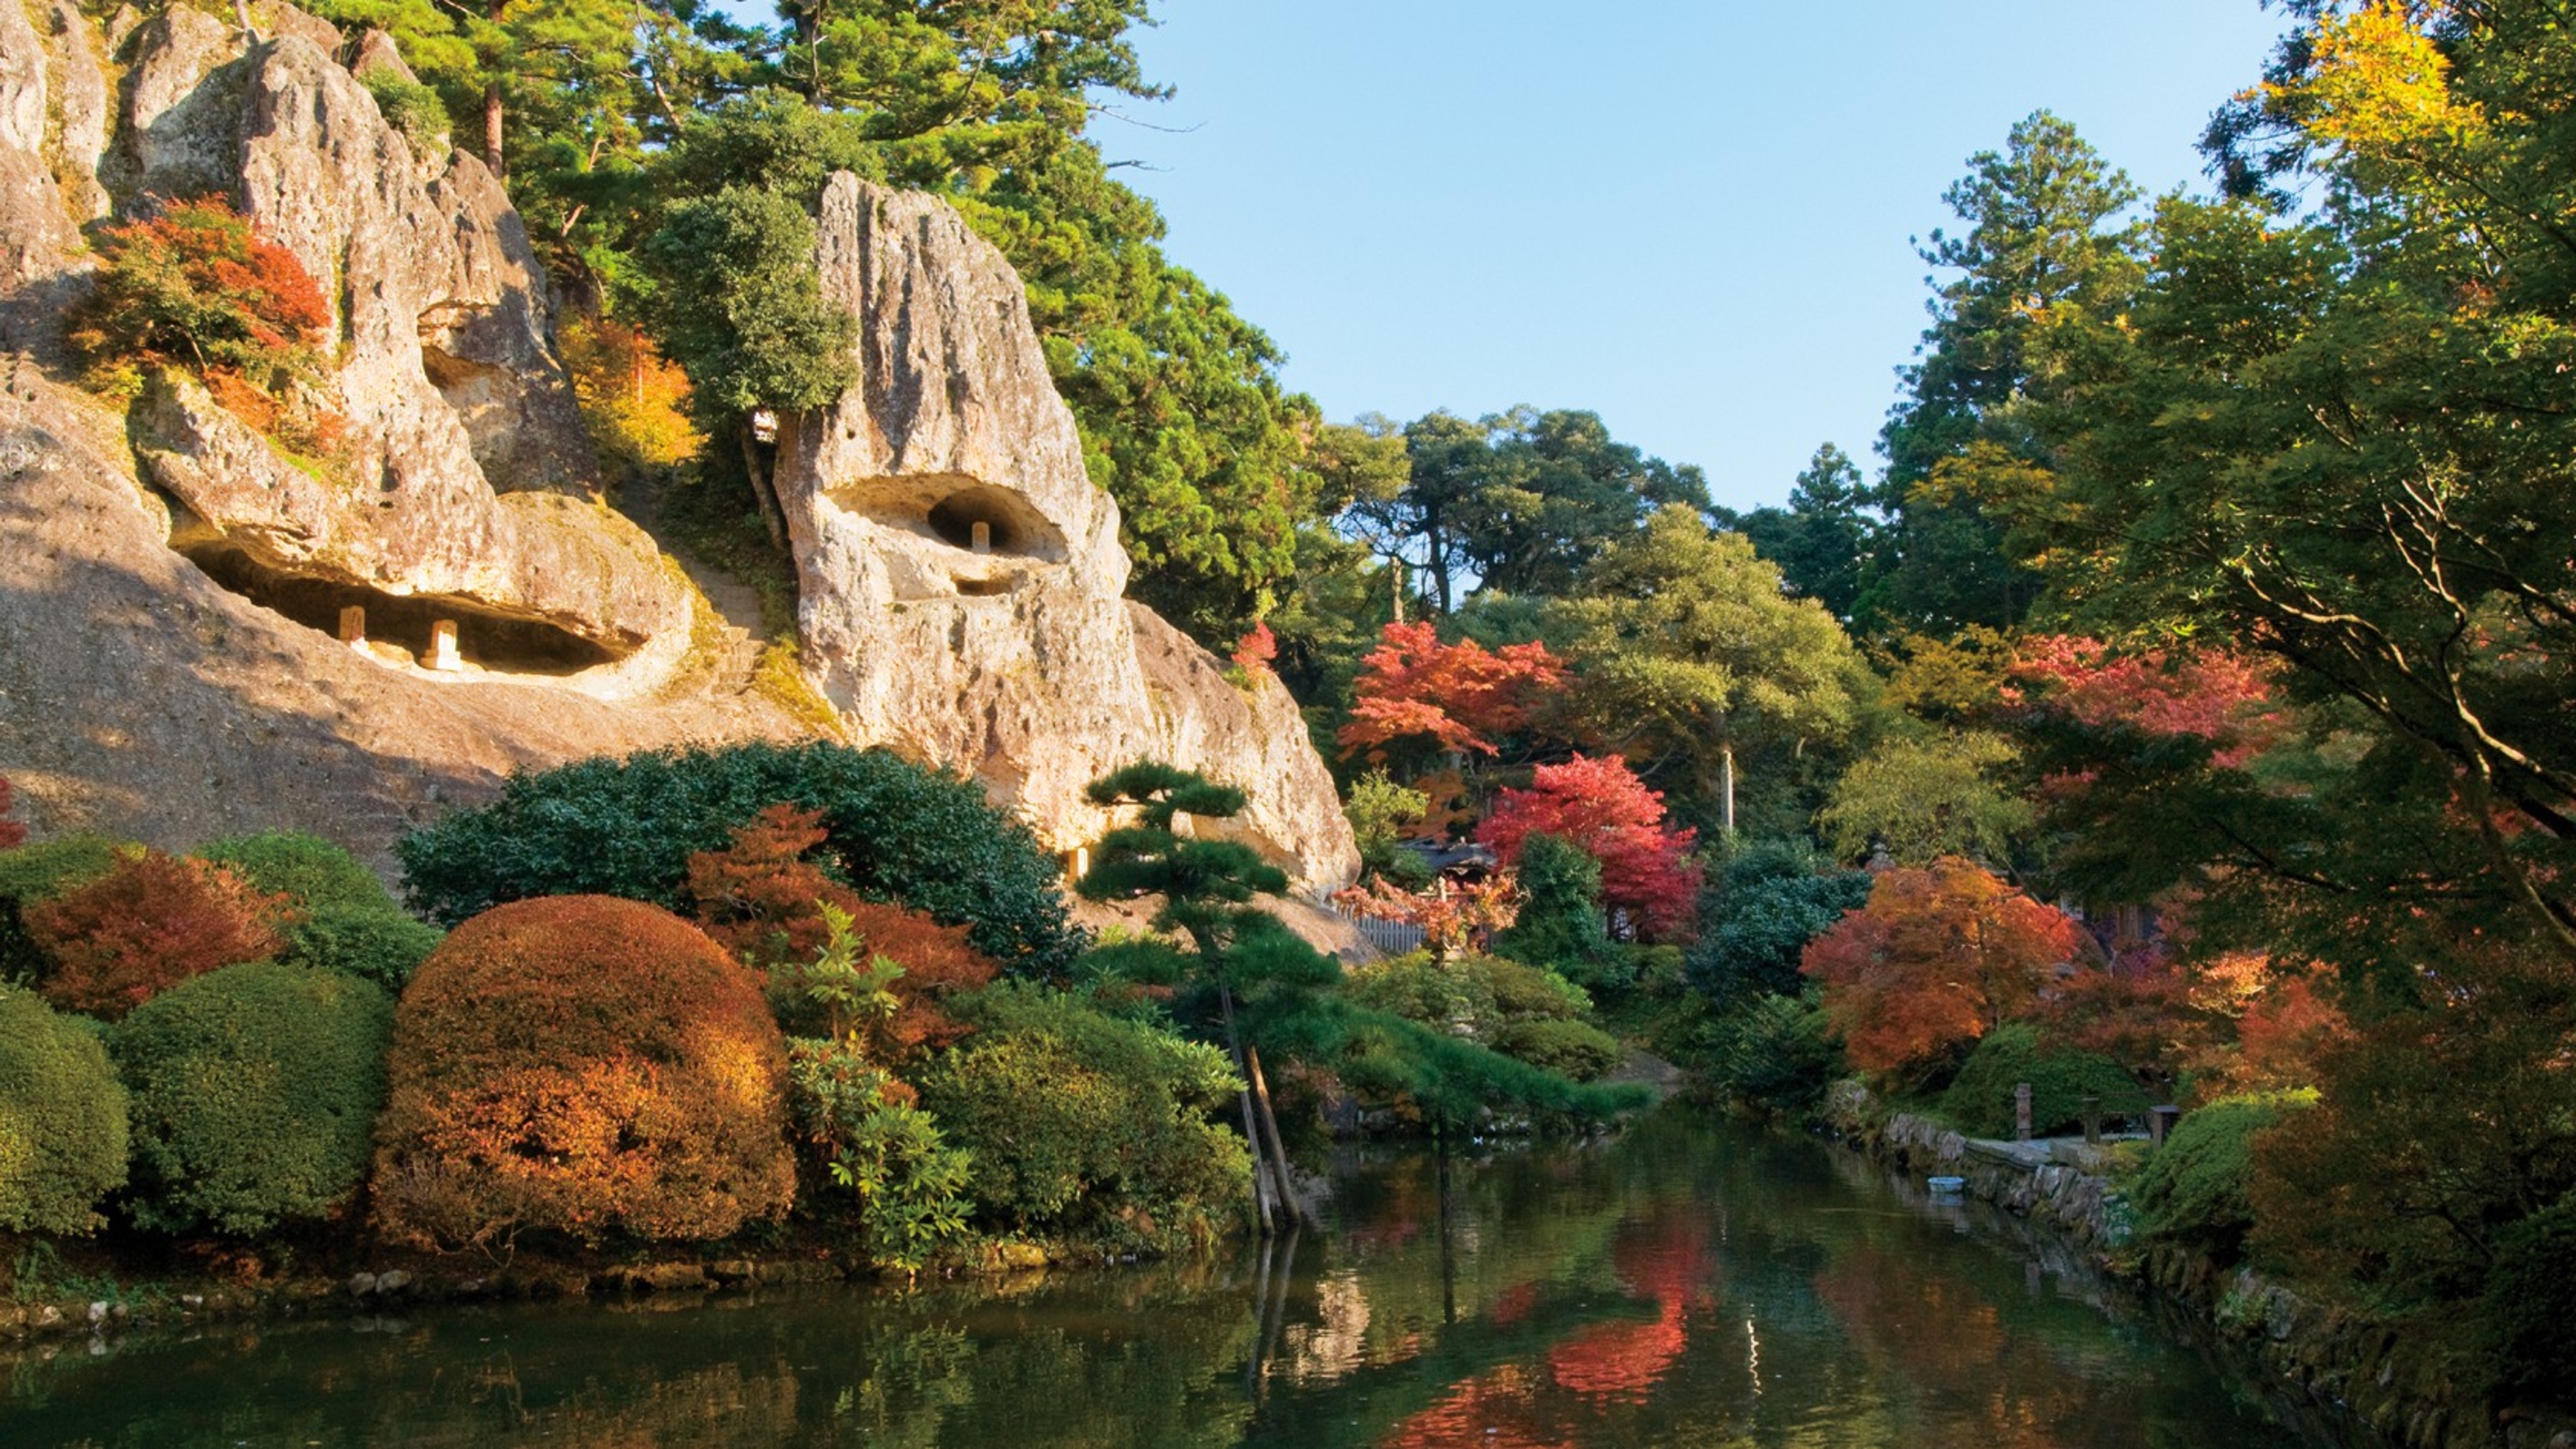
[{"left": 776, "top": 175, "right": 1357, "bottom": 888}]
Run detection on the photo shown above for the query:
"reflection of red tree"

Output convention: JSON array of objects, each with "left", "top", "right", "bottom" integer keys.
[
  {"left": 1813, "top": 1244, "right": 2098, "bottom": 1447},
  {"left": 1544, "top": 1218, "right": 1712, "bottom": 1402},
  {"left": 1385, "top": 1368, "right": 1559, "bottom": 1449}
]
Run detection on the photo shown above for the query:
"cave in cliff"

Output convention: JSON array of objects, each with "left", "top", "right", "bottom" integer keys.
[{"left": 181, "top": 545, "right": 620, "bottom": 676}]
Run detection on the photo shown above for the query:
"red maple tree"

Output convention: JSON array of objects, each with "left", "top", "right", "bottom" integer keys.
[
  {"left": 27, "top": 850, "right": 294, "bottom": 1018},
  {"left": 1475, "top": 753, "right": 1699, "bottom": 941},
  {"left": 1800, "top": 857, "right": 2086, "bottom": 1079},
  {"left": 1338, "top": 621, "right": 1569, "bottom": 760},
  {"left": 0, "top": 777, "right": 23, "bottom": 851},
  {"left": 1230, "top": 621, "right": 1278, "bottom": 676},
  {"left": 2008, "top": 636, "right": 2284, "bottom": 768}
]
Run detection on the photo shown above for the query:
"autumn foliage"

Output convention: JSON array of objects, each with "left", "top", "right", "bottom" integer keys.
[
  {"left": 561, "top": 315, "right": 703, "bottom": 481},
  {"left": 66, "top": 198, "right": 339, "bottom": 451},
  {"left": 1476, "top": 754, "right": 1699, "bottom": 941},
  {"left": 2009, "top": 636, "right": 2283, "bottom": 768},
  {"left": 372, "top": 895, "right": 796, "bottom": 1248},
  {"left": 1339, "top": 621, "right": 1569, "bottom": 760},
  {"left": 687, "top": 804, "right": 993, "bottom": 1056},
  {"left": 1800, "top": 858, "right": 2086, "bottom": 1080},
  {"left": 0, "top": 778, "right": 22, "bottom": 850},
  {"left": 25, "top": 850, "right": 292, "bottom": 1019}
]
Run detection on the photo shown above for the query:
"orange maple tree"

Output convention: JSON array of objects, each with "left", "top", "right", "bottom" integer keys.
[
  {"left": 2008, "top": 636, "right": 2284, "bottom": 768},
  {"left": 687, "top": 804, "right": 992, "bottom": 1056},
  {"left": 1338, "top": 621, "right": 1569, "bottom": 760},
  {"left": 1800, "top": 857, "right": 2086, "bottom": 1078}
]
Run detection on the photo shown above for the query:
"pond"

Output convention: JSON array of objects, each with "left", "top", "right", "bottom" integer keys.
[{"left": 2, "top": 1109, "right": 2336, "bottom": 1448}]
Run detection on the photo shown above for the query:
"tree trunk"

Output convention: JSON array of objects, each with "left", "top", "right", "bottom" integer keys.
[
  {"left": 1217, "top": 985, "right": 1276, "bottom": 1235},
  {"left": 482, "top": 80, "right": 504, "bottom": 176},
  {"left": 737, "top": 417, "right": 788, "bottom": 551},
  {"left": 1246, "top": 1046, "right": 1305, "bottom": 1230},
  {"left": 1720, "top": 740, "right": 1737, "bottom": 837}
]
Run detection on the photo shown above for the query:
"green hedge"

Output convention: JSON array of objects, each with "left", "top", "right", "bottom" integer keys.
[
  {"left": 0, "top": 987, "right": 127, "bottom": 1233},
  {"left": 396, "top": 741, "right": 1081, "bottom": 974},
  {"left": 920, "top": 983, "right": 1249, "bottom": 1250},
  {"left": 197, "top": 831, "right": 442, "bottom": 990},
  {"left": 1939, "top": 1023, "right": 2147, "bottom": 1138},
  {"left": 110, "top": 960, "right": 393, "bottom": 1235},
  {"left": 2130, "top": 1090, "right": 2315, "bottom": 1260}
]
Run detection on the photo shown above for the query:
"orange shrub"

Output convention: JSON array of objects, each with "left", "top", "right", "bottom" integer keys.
[
  {"left": 372, "top": 895, "right": 796, "bottom": 1249},
  {"left": 26, "top": 850, "right": 292, "bottom": 1018},
  {"left": 689, "top": 806, "right": 996, "bottom": 1056}
]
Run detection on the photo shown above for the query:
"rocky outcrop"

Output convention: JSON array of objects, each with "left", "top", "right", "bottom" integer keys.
[
  {"left": 92, "top": 15, "right": 691, "bottom": 682},
  {"left": 776, "top": 175, "right": 1357, "bottom": 887},
  {"left": 0, "top": 5, "right": 1354, "bottom": 892}
]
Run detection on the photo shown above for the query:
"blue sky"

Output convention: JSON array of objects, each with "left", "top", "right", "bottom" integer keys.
[{"left": 1096, "top": 2, "right": 2293, "bottom": 513}]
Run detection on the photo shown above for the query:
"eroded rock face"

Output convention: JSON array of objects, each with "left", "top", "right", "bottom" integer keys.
[
  {"left": 776, "top": 175, "right": 1358, "bottom": 888},
  {"left": 96, "top": 18, "right": 688, "bottom": 680}
]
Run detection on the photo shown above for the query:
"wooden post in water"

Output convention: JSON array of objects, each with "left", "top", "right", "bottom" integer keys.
[{"left": 2014, "top": 1081, "right": 2033, "bottom": 1142}]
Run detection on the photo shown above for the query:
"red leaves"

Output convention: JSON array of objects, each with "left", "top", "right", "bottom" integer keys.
[
  {"left": 1476, "top": 754, "right": 1699, "bottom": 941},
  {"left": 1331, "top": 873, "right": 1519, "bottom": 959},
  {"left": 26, "top": 850, "right": 292, "bottom": 1019},
  {"left": 1230, "top": 621, "right": 1278, "bottom": 676},
  {"left": 1800, "top": 858, "right": 2086, "bottom": 1079},
  {"left": 687, "top": 804, "right": 993, "bottom": 1057},
  {"left": 1339, "top": 621, "right": 1569, "bottom": 760},
  {"left": 0, "top": 778, "right": 23, "bottom": 851},
  {"left": 2009, "top": 636, "right": 2284, "bottom": 768}
]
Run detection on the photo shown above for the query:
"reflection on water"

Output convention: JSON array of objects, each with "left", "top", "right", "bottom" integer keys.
[{"left": 3, "top": 1109, "right": 2327, "bottom": 1448}]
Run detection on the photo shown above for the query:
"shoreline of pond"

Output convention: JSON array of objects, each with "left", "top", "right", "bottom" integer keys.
[{"left": 1819, "top": 1086, "right": 2576, "bottom": 1449}]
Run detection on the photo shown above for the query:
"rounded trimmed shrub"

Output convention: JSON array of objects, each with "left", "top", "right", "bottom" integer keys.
[
  {"left": 920, "top": 983, "right": 1250, "bottom": 1250},
  {"left": 0, "top": 987, "right": 127, "bottom": 1233},
  {"left": 1489, "top": 1017, "right": 1622, "bottom": 1081},
  {"left": 197, "top": 831, "right": 442, "bottom": 991},
  {"left": 2130, "top": 1090, "right": 2316, "bottom": 1259},
  {"left": 1939, "top": 1023, "right": 2147, "bottom": 1138},
  {"left": 373, "top": 896, "right": 796, "bottom": 1249},
  {"left": 110, "top": 960, "right": 393, "bottom": 1235}
]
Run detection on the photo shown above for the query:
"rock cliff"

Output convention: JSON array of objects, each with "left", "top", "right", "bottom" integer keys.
[
  {"left": 0, "top": 3, "right": 1356, "bottom": 889},
  {"left": 776, "top": 175, "right": 1355, "bottom": 886}
]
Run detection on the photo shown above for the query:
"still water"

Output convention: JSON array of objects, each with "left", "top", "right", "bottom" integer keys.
[{"left": 3, "top": 1110, "right": 2330, "bottom": 1448}]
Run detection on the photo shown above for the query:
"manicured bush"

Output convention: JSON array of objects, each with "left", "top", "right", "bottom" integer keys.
[
  {"left": 919, "top": 983, "right": 1249, "bottom": 1250},
  {"left": 0, "top": 833, "right": 127, "bottom": 985},
  {"left": 2130, "top": 1090, "right": 2315, "bottom": 1260},
  {"left": 0, "top": 987, "right": 127, "bottom": 1234},
  {"left": 372, "top": 896, "right": 796, "bottom": 1249},
  {"left": 1492, "top": 833, "right": 1613, "bottom": 982},
  {"left": 2482, "top": 1199, "right": 2576, "bottom": 1405},
  {"left": 1489, "top": 1017, "right": 1622, "bottom": 1082},
  {"left": 397, "top": 741, "right": 1081, "bottom": 974},
  {"left": 1702, "top": 991, "right": 1843, "bottom": 1114},
  {"left": 110, "top": 960, "right": 392, "bottom": 1235},
  {"left": 1687, "top": 841, "right": 1871, "bottom": 1003},
  {"left": 196, "top": 831, "right": 443, "bottom": 990},
  {"left": 1938, "top": 1023, "right": 2147, "bottom": 1138},
  {"left": 26, "top": 850, "right": 291, "bottom": 1018},
  {"left": 1342, "top": 950, "right": 1595, "bottom": 1049}
]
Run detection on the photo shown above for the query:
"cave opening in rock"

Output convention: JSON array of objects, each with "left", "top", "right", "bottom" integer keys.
[
  {"left": 182, "top": 546, "right": 622, "bottom": 676},
  {"left": 928, "top": 486, "right": 1055, "bottom": 556}
]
